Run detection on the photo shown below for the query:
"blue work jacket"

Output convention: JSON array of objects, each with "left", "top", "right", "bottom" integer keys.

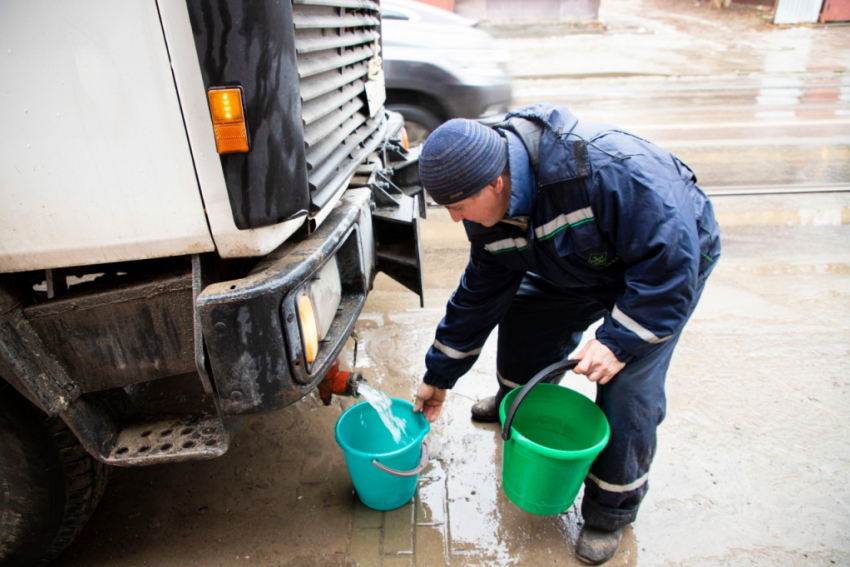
[{"left": 423, "top": 104, "right": 721, "bottom": 390}]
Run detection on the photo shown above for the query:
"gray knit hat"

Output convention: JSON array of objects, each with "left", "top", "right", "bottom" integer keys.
[{"left": 419, "top": 119, "right": 507, "bottom": 206}]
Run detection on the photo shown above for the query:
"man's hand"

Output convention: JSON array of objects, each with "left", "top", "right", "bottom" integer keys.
[
  {"left": 574, "top": 339, "right": 626, "bottom": 385},
  {"left": 413, "top": 381, "right": 447, "bottom": 423}
]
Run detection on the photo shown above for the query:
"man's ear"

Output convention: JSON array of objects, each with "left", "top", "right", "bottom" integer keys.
[{"left": 489, "top": 175, "right": 504, "bottom": 193}]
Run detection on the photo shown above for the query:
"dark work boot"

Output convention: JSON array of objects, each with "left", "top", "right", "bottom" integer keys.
[
  {"left": 470, "top": 395, "right": 500, "bottom": 422},
  {"left": 472, "top": 383, "right": 514, "bottom": 422},
  {"left": 575, "top": 526, "right": 623, "bottom": 565}
]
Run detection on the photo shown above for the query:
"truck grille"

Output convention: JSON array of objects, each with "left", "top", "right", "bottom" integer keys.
[{"left": 292, "top": 0, "right": 386, "bottom": 210}]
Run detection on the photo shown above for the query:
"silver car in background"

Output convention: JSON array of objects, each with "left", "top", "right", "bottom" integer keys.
[{"left": 381, "top": 0, "right": 514, "bottom": 145}]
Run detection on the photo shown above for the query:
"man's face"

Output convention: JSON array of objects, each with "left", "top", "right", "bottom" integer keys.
[{"left": 442, "top": 176, "right": 510, "bottom": 227}]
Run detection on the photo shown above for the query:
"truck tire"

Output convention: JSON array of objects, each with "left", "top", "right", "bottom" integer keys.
[{"left": 0, "top": 382, "right": 110, "bottom": 566}]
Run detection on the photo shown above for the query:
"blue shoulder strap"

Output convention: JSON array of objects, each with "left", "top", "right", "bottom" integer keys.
[{"left": 495, "top": 115, "right": 589, "bottom": 183}]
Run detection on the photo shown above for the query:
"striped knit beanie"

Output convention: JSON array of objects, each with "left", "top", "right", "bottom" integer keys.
[{"left": 418, "top": 119, "right": 507, "bottom": 206}]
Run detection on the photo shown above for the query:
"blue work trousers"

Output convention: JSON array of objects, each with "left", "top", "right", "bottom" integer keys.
[{"left": 495, "top": 271, "right": 710, "bottom": 531}]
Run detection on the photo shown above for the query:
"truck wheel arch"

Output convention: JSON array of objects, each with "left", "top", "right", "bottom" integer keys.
[{"left": 0, "top": 380, "right": 110, "bottom": 566}]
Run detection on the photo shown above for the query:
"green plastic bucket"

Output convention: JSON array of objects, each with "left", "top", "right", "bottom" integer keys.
[
  {"left": 335, "top": 398, "right": 430, "bottom": 511},
  {"left": 499, "top": 360, "right": 610, "bottom": 515}
]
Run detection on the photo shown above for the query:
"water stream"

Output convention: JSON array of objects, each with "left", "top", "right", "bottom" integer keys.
[{"left": 356, "top": 382, "right": 409, "bottom": 444}]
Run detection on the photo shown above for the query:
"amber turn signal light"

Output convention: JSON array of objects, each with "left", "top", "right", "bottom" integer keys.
[
  {"left": 207, "top": 88, "right": 249, "bottom": 154},
  {"left": 298, "top": 293, "right": 319, "bottom": 364},
  {"left": 399, "top": 126, "right": 410, "bottom": 150}
]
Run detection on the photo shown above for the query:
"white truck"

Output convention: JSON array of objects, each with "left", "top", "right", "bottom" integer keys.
[{"left": 0, "top": 1, "right": 424, "bottom": 564}]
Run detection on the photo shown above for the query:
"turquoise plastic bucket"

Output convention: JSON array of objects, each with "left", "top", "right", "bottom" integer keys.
[
  {"left": 499, "top": 360, "right": 610, "bottom": 515},
  {"left": 335, "top": 398, "right": 430, "bottom": 511}
]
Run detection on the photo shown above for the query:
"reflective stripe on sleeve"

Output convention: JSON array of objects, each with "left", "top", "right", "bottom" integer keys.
[
  {"left": 484, "top": 237, "right": 528, "bottom": 254},
  {"left": 434, "top": 339, "right": 482, "bottom": 360},
  {"left": 587, "top": 472, "right": 649, "bottom": 493},
  {"left": 534, "top": 207, "right": 594, "bottom": 241},
  {"left": 612, "top": 305, "right": 672, "bottom": 345}
]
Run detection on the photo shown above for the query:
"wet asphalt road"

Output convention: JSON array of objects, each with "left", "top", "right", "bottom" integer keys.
[{"left": 51, "top": 1, "right": 850, "bottom": 566}]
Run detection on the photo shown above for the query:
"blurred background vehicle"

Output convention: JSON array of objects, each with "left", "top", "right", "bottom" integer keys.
[{"left": 381, "top": 0, "right": 514, "bottom": 146}]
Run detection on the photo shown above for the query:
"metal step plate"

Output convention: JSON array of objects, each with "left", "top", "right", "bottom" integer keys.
[{"left": 106, "top": 414, "right": 229, "bottom": 465}]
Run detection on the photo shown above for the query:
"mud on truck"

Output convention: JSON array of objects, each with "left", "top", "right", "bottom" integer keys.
[{"left": 0, "top": 1, "right": 425, "bottom": 565}]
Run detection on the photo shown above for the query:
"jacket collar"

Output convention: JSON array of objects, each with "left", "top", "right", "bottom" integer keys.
[
  {"left": 502, "top": 105, "right": 589, "bottom": 185},
  {"left": 504, "top": 130, "right": 537, "bottom": 220}
]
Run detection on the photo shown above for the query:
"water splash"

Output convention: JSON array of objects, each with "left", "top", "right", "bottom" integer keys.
[{"left": 357, "top": 382, "right": 408, "bottom": 444}]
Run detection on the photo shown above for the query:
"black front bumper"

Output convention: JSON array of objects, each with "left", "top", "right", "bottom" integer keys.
[{"left": 197, "top": 190, "right": 374, "bottom": 415}]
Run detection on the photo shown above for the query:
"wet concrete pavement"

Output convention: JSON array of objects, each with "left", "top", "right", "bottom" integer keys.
[
  {"left": 349, "top": 192, "right": 850, "bottom": 567},
  {"left": 51, "top": 1, "right": 850, "bottom": 566},
  {"left": 501, "top": 0, "right": 850, "bottom": 191},
  {"left": 493, "top": 0, "right": 850, "bottom": 80}
]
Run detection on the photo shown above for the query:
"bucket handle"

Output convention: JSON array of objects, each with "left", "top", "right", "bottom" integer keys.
[
  {"left": 502, "top": 360, "right": 580, "bottom": 441},
  {"left": 372, "top": 441, "right": 429, "bottom": 477}
]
